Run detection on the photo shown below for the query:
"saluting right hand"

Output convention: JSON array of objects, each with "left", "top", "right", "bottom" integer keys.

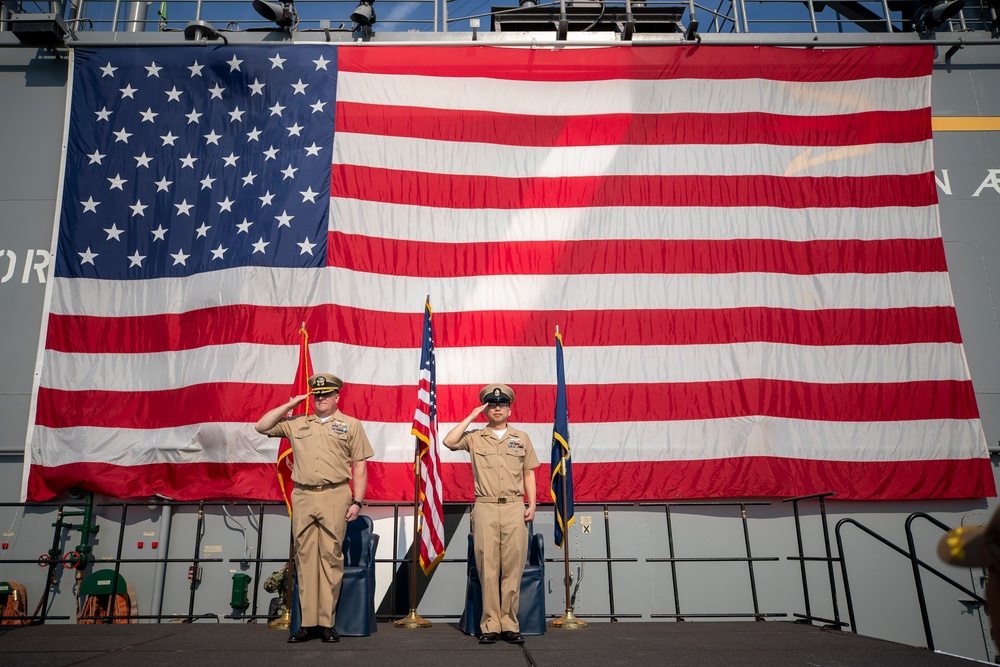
[{"left": 443, "top": 403, "right": 488, "bottom": 449}]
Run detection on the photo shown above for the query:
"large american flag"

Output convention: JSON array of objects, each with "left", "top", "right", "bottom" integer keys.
[{"left": 26, "top": 44, "right": 994, "bottom": 502}]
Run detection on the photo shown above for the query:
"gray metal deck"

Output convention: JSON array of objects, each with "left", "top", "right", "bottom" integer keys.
[{"left": 0, "top": 620, "right": 985, "bottom": 666}]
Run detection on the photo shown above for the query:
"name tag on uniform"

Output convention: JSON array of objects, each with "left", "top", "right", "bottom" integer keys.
[
  {"left": 508, "top": 438, "right": 524, "bottom": 454},
  {"left": 330, "top": 420, "right": 348, "bottom": 434}
]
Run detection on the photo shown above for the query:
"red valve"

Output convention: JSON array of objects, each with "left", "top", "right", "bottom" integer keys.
[
  {"left": 37, "top": 554, "right": 52, "bottom": 567},
  {"left": 137, "top": 542, "right": 144, "bottom": 549},
  {"left": 63, "top": 551, "right": 83, "bottom": 569}
]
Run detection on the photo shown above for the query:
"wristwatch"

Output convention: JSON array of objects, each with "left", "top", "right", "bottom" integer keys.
[{"left": 351, "top": 500, "right": 364, "bottom": 508}]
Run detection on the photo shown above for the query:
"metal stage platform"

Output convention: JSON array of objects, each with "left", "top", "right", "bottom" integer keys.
[{"left": 0, "top": 620, "right": 982, "bottom": 666}]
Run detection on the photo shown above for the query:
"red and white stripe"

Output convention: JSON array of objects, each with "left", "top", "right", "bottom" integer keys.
[{"left": 413, "top": 360, "right": 445, "bottom": 574}]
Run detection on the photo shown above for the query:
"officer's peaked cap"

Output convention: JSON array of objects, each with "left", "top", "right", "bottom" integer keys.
[
  {"left": 308, "top": 373, "right": 343, "bottom": 394},
  {"left": 479, "top": 383, "right": 515, "bottom": 405}
]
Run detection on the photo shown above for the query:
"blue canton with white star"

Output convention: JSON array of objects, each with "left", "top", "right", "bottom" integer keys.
[
  {"left": 422, "top": 304, "right": 437, "bottom": 423},
  {"left": 56, "top": 45, "right": 337, "bottom": 279}
]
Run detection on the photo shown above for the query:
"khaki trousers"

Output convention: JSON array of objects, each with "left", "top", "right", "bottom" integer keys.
[
  {"left": 292, "top": 484, "right": 350, "bottom": 628},
  {"left": 472, "top": 501, "right": 528, "bottom": 634}
]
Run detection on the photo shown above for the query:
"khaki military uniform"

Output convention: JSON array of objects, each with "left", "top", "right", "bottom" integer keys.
[
  {"left": 265, "top": 410, "right": 373, "bottom": 628},
  {"left": 454, "top": 426, "right": 540, "bottom": 634}
]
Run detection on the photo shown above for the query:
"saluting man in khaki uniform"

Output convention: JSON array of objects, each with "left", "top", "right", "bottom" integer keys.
[
  {"left": 444, "top": 383, "right": 539, "bottom": 645},
  {"left": 255, "top": 373, "right": 374, "bottom": 644}
]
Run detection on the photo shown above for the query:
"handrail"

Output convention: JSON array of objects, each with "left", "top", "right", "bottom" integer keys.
[
  {"left": 0, "top": 496, "right": 993, "bottom": 638},
  {"left": 836, "top": 517, "right": 909, "bottom": 635},
  {"left": 640, "top": 500, "right": 785, "bottom": 621},
  {"left": 903, "top": 512, "right": 986, "bottom": 651},
  {"left": 835, "top": 514, "right": 986, "bottom": 647},
  {"left": 0, "top": 0, "right": 995, "bottom": 36},
  {"left": 782, "top": 492, "right": 844, "bottom": 628},
  {"left": 1, "top": 497, "right": 777, "bottom": 624}
]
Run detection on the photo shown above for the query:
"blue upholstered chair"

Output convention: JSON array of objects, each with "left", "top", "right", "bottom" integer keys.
[
  {"left": 288, "top": 515, "right": 379, "bottom": 638},
  {"left": 459, "top": 530, "right": 546, "bottom": 636},
  {"left": 335, "top": 514, "right": 379, "bottom": 636}
]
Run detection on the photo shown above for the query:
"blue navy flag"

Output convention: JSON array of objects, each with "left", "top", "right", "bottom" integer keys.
[
  {"left": 56, "top": 46, "right": 336, "bottom": 281},
  {"left": 550, "top": 330, "right": 575, "bottom": 548}
]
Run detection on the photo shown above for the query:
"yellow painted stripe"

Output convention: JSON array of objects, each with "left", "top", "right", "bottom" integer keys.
[{"left": 933, "top": 117, "right": 1000, "bottom": 132}]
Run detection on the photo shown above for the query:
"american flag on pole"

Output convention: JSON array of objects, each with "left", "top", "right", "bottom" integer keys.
[
  {"left": 412, "top": 300, "right": 445, "bottom": 574},
  {"left": 25, "top": 44, "right": 994, "bottom": 502}
]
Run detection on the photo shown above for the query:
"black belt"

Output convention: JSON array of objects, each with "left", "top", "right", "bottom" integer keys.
[{"left": 295, "top": 481, "right": 348, "bottom": 492}]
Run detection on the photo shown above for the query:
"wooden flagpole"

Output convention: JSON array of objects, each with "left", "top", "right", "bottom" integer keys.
[
  {"left": 550, "top": 325, "right": 586, "bottom": 629},
  {"left": 395, "top": 436, "right": 431, "bottom": 628},
  {"left": 396, "top": 298, "right": 432, "bottom": 629},
  {"left": 269, "top": 321, "right": 307, "bottom": 631},
  {"left": 549, "top": 456, "right": 586, "bottom": 628}
]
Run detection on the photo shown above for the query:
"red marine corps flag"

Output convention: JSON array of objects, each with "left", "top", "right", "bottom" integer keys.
[{"left": 277, "top": 324, "right": 313, "bottom": 515}]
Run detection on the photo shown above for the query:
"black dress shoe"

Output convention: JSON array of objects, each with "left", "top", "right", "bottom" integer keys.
[
  {"left": 288, "top": 627, "right": 314, "bottom": 643},
  {"left": 321, "top": 627, "right": 340, "bottom": 643},
  {"left": 500, "top": 631, "right": 524, "bottom": 644},
  {"left": 479, "top": 632, "right": 499, "bottom": 644}
]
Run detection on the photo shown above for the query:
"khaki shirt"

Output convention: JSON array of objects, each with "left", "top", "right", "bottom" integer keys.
[
  {"left": 265, "top": 410, "right": 374, "bottom": 486},
  {"left": 454, "top": 426, "right": 540, "bottom": 499}
]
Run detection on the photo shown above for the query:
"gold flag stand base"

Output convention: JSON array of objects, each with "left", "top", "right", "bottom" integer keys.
[
  {"left": 267, "top": 609, "right": 291, "bottom": 630},
  {"left": 394, "top": 609, "right": 432, "bottom": 628},
  {"left": 549, "top": 609, "right": 588, "bottom": 629}
]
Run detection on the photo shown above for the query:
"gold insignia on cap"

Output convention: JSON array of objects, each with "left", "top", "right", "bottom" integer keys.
[
  {"left": 946, "top": 529, "right": 968, "bottom": 562},
  {"left": 480, "top": 383, "right": 514, "bottom": 404},
  {"left": 308, "top": 373, "right": 343, "bottom": 394}
]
